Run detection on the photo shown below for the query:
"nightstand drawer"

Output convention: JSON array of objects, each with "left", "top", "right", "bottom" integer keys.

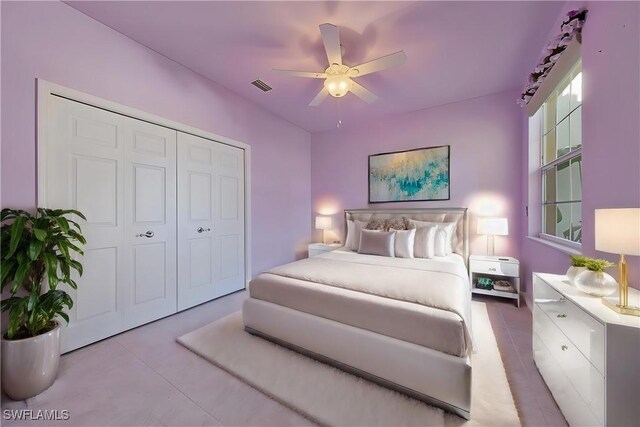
[
  {"left": 470, "top": 260, "right": 518, "bottom": 277},
  {"left": 534, "top": 277, "right": 605, "bottom": 374}
]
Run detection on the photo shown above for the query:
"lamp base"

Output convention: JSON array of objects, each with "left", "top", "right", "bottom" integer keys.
[{"left": 602, "top": 297, "right": 640, "bottom": 317}]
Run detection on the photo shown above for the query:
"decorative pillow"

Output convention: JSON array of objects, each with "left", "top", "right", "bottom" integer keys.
[
  {"left": 358, "top": 230, "right": 395, "bottom": 257},
  {"left": 351, "top": 220, "right": 368, "bottom": 251},
  {"left": 407, "top": 220, "right": 457, "bottom": 255},
  {"left": 413, "top": 225, "right": 437, "bottom": 258},
  {"left": 345, "top": 220, "right": 354, "bottom": 249},
  {"left": 434, "top": 228, "right": 448, "bottom": 257},
  {"left": 365, "top": 218, "right": 386, "bottom": 231},
  {"left": 385, "top": 217, "right": 407, "bottom": 231},
  {"left": 393, "top": 229, "right": 415, "bottom": 258}
]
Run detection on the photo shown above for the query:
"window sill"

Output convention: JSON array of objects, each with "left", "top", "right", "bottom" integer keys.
[{"left": 526, "top": 236, "right": 582, "bottom": 256}]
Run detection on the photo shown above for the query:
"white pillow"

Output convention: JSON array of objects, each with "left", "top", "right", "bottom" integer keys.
[
  {"left": 358, "top": 230, "right": 395, "bottom": 257},
  {"left": 345, "top": 220, "right": 354, "bottom": 249},
  {"left": 434, "top": 228, "right": 448, "bottom": 257},
  {"left": 408, "top": 220, "right": 457, "bottom": 255},
  {"left": 351, "top": 220, "right": 367, "bottom": 251},
  {"left": 413, "top": 225, "right": 437, "bottom": 258},
  {"left": 393, "top": 229, "right": 415, "bottom": 259}
]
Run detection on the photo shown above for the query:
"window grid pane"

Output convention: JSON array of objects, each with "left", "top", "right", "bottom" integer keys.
[{"left": 540, "top": 61, "right": 582, "bottom": 243}]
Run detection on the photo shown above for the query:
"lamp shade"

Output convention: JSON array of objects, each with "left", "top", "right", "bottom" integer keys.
[
  {"left": 477, "top": 217, "right": 509, "bottom": 236},
  {"left": 595, "top": 208, "right": 640, "bottom": 256},
  {"left": 315, "top": 216, "right": 332, "bottom": 230}
]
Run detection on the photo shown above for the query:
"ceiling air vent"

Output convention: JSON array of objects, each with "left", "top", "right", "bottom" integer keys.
[{"left": 251, "top": 79, "right": 272, "bottom": 92}]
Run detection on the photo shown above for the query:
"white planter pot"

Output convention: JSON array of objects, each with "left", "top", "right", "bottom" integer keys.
[
  {"left": 566, "top": 266, "right": 587, "bottom": 285},
  {"left": 574, "top": 270, "right": 617, "bottom": 297},
  {"left": 1, "top": 322, "right": 61, "bottom": 400}
]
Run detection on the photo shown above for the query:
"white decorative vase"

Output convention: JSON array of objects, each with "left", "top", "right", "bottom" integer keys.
[
  {"left": 1, "top": 322, "right": 61, "bottom": 400},
  {"left": 566, "top": 266, "right": 587, "bottom": 285},
  {"left": 574, "top": 270, "right": 617, "bottom": 297}
]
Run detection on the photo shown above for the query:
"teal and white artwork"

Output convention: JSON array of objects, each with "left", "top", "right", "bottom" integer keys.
[{"left": 368, "top": 146, "right": 450, "bottom": 203}]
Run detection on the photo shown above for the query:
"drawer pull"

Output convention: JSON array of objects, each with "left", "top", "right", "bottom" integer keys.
[
  {"left": 557, "top": 314, "right": 567, "bottom": 318},
  {"left": 488, "top": 268, "right": 497, "bottom": 272},
  {"left": 561, "top": 345, "right": 568, "bottom": 351}
]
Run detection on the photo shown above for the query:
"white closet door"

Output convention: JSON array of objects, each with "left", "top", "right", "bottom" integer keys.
[
  {"left": 48, "top": 96, "right": 127, "bottom": 352},
  {"left": 45, "top": 96, "right": 178, "bottom": 352},
  {"left": 177, "top": 132, "right": 245, "bottom": 310},
  {"left": 123, "top": 117, "right": 177, "bottom": 328}
]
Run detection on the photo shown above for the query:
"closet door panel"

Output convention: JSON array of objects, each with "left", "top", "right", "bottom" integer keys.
[
  {"left": 215, "top": 143, "right": 245, "bottom": 296},
  {"left": 124, "top": 118, "right": 177, "bottom": 328},
  {"left": 48, "top": 97, "right": 127, "bottom": 353},
  {"left": 177, "top": 133, "right": 217, "bottom": 310}
]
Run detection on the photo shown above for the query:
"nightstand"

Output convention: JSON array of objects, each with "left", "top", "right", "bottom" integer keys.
[
  {"left": 469, "top": 255, "right": 520, "bottom": 307},
  {"left": 308, "top": 243, "right": 341, "bottom": 257}
]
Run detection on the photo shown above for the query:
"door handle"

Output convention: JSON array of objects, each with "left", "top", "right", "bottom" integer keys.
[
  {"left": 137, "top": 230, "right": 154, "bottom": 238},
  {"left": 197, "top": 227, "right": 211, "bottom": 233}
]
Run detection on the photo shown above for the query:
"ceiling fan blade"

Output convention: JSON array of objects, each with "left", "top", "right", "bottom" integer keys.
[
  {"left": 349, "top": 51, "right": 407, "bottom": 77},
  {"left": 350, "top": 81, "right": 378, "bottom": 104},
  {"left": 309, "top": 88, "right": 329, "bottom": 107},
  {"left": 319, "top": 23, "right": 342, "bottom": 66},
  {"left": 272, "top": 69, "right": 327, "bottom": 78}
]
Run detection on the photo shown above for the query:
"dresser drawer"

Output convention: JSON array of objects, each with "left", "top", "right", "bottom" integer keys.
[
  {"left": 470, "top": 260, "right": 518, "bottom": 277},
  {"left": 534, "top": 328, "right": 602, "bottom": 427},
  {"left": 534, "top": 306, "right": 604, "bottom": 423},
  {"left": 534, "top": 277, "right": 605, "bottom": 374}
]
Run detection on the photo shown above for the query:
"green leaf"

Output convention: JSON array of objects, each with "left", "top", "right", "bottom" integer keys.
[
  {"left": 1, "top": 259, "right": 16, "bottom": 288},
  {"left": 67, "top": 230, "right": 87, "bottom": 244},
  {"left": 57, "top": 240, "right": 71, "bottom": 260},
  {"left": 43, "top": 253, "right": 59, "bottom": 289},
  {"left": 69, "top": 259, "right": 83, "bottom": 276},
  {"left": 12, "top": 261, "right": 31, "bottom": 293},
  {"left": 58, "top": 312, "right": 69, "bottom": 324},
  {"left": 28, "top": 239, "right": 43, "bottom": 260},
  {"left": 33, "top": 229, "right": 47, "bottom": 241},
  {"left": 61, "top": 209, "right": 86, "bottom": 221},
  {"left": 54, "top": 217, "right": 70, "bottom": 233},
  {"left": 27, "top": 291, "right": 38, "bottom": 311},
  {"left": 6, "top": 216, "right": 26, "bottom": 259}
]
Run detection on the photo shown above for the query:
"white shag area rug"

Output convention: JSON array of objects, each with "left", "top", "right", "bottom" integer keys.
[{"left": 178, "top": 301, "right": 520, "bottom": 426}]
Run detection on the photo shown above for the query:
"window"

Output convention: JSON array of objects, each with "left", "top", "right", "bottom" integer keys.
[{"left": 540, "top": 62, "right": 582, "bottom": 244}]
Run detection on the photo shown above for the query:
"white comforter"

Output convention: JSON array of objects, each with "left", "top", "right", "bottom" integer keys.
[{"left": 251, "top": 248, "right": 473, "bottom": 356}]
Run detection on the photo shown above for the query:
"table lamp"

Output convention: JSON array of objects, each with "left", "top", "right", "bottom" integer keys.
[
  {"left": 315, "top": 216, "right": 332, "bottom": 244},
  {"left": 477, "top": 217, "right": 508, "bottom": 256},
  {"left": 596, "top": 208, "right": 640, "bottom": 316}
]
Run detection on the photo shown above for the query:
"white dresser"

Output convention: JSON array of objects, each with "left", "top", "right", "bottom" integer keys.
[{"left": 533, "top": 273, "right": 640, "bottom": 426}]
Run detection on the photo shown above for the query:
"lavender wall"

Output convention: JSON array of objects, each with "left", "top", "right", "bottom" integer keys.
[
  {"left": 0, "top": 1, "right": 312, "bottom": 276},
  {"left": 311, "top": 90, "right": 523, "bottom": 258},
  {"left": 520, "top": 2, "right": 640, "bottom": 294}
]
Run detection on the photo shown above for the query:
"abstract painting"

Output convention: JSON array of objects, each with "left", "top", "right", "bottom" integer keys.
[{"left": 368, "top": 145, "right": 450, "bottom": 203}]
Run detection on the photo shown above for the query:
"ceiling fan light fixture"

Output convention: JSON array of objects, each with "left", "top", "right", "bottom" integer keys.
[{"left": 324, "top": 74, "right": 352, "bottom": 98}]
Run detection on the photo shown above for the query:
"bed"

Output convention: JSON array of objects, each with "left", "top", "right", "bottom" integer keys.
[{"left": 242, "top": 208, "right": 472, "bottom": 419}]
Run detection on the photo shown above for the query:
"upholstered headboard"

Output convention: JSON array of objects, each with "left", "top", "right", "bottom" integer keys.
[{"left": 344, "top": 208, "right": 469, "bottom": 266}]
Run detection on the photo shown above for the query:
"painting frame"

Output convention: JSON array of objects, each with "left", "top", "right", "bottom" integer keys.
[{"left": 368, "top": 145, "right": 451, "bottom": 204}]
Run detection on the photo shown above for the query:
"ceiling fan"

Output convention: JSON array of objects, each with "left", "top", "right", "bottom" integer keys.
[{"left": 273, "top": 23, "right": 407, "bottom": 106}]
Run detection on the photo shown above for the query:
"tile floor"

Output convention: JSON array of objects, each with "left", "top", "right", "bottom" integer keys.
[{"left": 1, "top": 291, "right": 566, "bottom": 426}]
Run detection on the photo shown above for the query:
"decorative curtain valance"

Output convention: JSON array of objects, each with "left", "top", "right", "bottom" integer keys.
[{"left": 518, "top": 9, "right": 588, "bottom": 113}]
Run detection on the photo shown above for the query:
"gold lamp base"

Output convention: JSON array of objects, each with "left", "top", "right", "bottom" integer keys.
[
  {"left": 602, "top": 297, "right": 640, "bottom": 317},
  {"left": 601, "top": 254, "right": 640, "bottom": 317}
]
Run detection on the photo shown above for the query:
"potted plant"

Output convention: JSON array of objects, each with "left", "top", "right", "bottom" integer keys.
[
  {"left": 574, "top": 258, "right": 617, "bottom": 297},
  {"left": 1, "top": 208, "right": 86, "bottom": 400},
  {"left": 566, "top": 255, "right": 589, "bottom": 284}
]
